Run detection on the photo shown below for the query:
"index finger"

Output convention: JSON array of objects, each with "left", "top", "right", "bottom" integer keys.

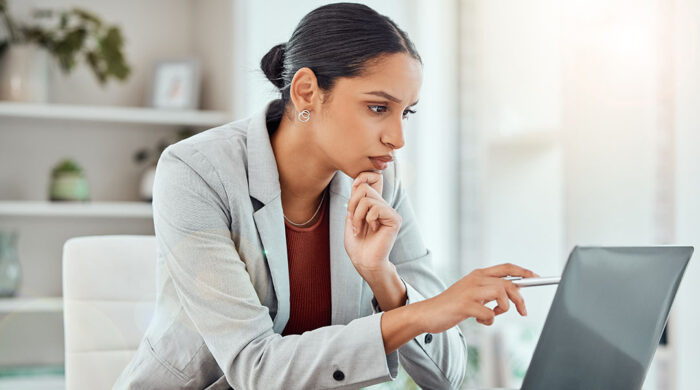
[
  {"left": 481, "top": 263, "right": 537, "bottom": 279},
  {"left": 352, "top": 171, "right": 383, "bottom": 196},
  {"left": 504, "top": 282, "right": 528, "bottom": 316}
]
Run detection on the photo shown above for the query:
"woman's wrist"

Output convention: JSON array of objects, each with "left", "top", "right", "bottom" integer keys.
[
  {"left": 380, "top": 301, "right": 426, "bottom": 354},
  {"left": 361, "top": 261, "right": 407, "bottom": 311},
  {"left": 410, "top": 298, "right": 433, "bottom": 333},
  {"left": 358, "top": 259, "right": 394, "bottom": 283}
]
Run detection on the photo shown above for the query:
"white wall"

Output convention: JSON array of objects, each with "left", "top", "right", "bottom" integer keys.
[
  {"left": 673, "top": 0, "right": 700, "bottom": 387},
  {"left": 561, "top": 0, "right": 658, "bottom": 249},
  {"left": 462, "top": 0, "right": 699, "bottom": 388},
  {"left": 560, "top": 0, "right": 698, "bottom": 389}
]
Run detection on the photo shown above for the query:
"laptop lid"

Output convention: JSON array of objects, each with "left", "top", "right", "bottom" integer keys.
[{"left": 521, "top": 246, "right": 693, "bottom": 390}]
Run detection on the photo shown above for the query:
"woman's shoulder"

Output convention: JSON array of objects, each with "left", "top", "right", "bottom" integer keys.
[
  {"left": 158, "top": 116, "right": 256, "bottom": 200},
  {"left": 169, "top": 116, "right": 250, "bottom": 158},
  {"left": 163, "top": 112, "right": 260, "bottom": 174}
]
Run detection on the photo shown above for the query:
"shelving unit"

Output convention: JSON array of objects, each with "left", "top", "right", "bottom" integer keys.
[{"left": 0, "top": 1, "right": 239, "bottom": 387}]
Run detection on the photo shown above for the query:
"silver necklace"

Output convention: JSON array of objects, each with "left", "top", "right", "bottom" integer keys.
[{"left": 284, "top": 188, "right": 326, "bottom": 227}]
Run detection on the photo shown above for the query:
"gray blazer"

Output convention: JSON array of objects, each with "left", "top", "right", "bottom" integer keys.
[{"left": 113, "top": 99, "right": 467, "bottom": 390}]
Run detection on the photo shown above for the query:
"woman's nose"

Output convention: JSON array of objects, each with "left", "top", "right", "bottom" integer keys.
[{"left": 382, "top": 118, "right": 405, "bottom": 150}]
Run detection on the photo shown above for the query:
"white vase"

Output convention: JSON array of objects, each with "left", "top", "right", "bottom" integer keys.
[
  {"left": 0, "top": 43, "right": 50, "bottom": 103},
  {"left": 139, "top": 164, "right": 157, "bottom": 202}
]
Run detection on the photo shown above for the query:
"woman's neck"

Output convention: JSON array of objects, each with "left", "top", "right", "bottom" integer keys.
[{"left": 270, "top": 112, "right": 336, "bottom": 223}]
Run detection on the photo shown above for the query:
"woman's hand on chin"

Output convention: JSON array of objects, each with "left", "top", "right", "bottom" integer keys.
[{"left": 344, "top": 171, "right": 402, "bottom": 279}]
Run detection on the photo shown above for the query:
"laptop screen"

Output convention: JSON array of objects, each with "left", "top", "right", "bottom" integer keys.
[{"left": 521, "top": 246, "right": 693, "bottom": 390}]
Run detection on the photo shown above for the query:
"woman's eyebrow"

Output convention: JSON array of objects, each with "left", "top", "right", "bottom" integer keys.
[{"left": 363, "top": 91, "right": 419, "bottom": 106}]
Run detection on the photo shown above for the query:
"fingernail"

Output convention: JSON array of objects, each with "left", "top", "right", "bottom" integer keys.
[
  {"left": 347, "top": 211, "right": 351, "bottom": 217},
  {"left": 352, "top": 226, "right": 357, "bottom": 236}
]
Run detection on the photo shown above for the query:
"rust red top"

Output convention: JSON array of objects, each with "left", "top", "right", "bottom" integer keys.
[{"left": 281, "top": 188, "right": 332, "bottom": 336}]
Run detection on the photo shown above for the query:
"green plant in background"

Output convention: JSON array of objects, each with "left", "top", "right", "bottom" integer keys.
[
  {"left": 0, "top": 0, "right": 130, "bottom": 85},
  {"left": 50, "top": 158, "right": 83, "bottom": 178},
  {"left": 467, "top": 344, "right": 480, "bottom": 377},
  {"left": 460, "top": 317, "right": 483, "bottom": 388},
  {"left": 49, "top": 158, "right": 90, "bottom": 201},
  {"left": 134, "top": 128, "right": 197, "bottom": 167}
]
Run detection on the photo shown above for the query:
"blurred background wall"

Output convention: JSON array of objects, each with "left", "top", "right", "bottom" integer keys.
[{"left": 0, "top": 0, "right": 698, "bottom": 389}]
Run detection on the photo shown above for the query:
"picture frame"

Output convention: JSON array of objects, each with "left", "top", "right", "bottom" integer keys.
[{"left": 148, "top": 58, "right": 200, "bottom": 110}]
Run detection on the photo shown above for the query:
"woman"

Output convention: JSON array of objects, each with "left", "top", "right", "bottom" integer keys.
[{"left": 114, "top": 3, "right": 537, "bottom": 389}]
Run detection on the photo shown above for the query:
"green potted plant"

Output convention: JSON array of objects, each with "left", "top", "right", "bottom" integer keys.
[
  {"left": 0, "top": 0, "right": 130, "bottom": 102},
  {"left": 49, "top": 158, "right": 90, "bottom": 201}
]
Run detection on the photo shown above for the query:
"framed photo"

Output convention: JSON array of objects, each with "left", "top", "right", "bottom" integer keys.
[{"left": 148, "top": 58, "right": 200, "bottom": 110}]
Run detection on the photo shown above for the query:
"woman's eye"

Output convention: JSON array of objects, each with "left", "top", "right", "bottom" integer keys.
[
  {"left": 368, "top": 105, "right": 388, "bottom": 114},
  {"left": 368, "top": 105, "right": 417, "bottom": 120}
]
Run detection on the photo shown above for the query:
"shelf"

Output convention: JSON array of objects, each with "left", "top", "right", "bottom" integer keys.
[
  {"left": 0, "top": 201, "right": 153, "bottom": 218},
  {"left": 0, "top": 102, "right": 231, "bottom": 127},
  {"left": 0, "top": 297, "right": 63, "bottom": 313}
]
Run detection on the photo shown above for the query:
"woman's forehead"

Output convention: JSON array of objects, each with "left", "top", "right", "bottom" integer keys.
[
  {"left": 363, "top": 53, "right": 422, "bottom": 79},
  {"left": 337, "top": 55, "right": 422, "bottom": 102}
]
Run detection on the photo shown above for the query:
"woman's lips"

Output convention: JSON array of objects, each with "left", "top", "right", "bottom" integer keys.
[{"left": 369, "top": 156, "right": 391, "bottom": 170}]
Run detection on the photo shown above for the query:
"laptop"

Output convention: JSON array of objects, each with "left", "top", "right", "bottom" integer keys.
[{"left": 520, "top": 245, "right": 694, "bottom": 390}]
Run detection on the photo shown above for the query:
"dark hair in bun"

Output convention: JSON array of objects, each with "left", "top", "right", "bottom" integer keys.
[
  {"left": 260, "top": 2, "right": 421, "bottom": 123},
  {"left": 260, "top": 43, "right": 287, "bottom": 90}
]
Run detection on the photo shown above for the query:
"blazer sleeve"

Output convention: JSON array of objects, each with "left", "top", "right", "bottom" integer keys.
[
  {"left": 370, "top": 161, "right": 468, "bottom": 390},
  {"left": 152, "top": 144, "right": 400, "bottom": 390}
]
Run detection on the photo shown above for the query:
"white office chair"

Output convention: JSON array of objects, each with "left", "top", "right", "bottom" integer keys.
[{"left": 62, "top": 235, "right": 157, "bottom": 390}]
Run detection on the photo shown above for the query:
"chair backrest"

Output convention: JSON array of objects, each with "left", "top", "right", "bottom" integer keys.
[{"left": 62, "top": 235, "right": 157, "bottom": 390}]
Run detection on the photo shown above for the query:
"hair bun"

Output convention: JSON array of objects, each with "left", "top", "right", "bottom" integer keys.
[{"left": 260, "top": 43, "right": 287, "bottom": 89}]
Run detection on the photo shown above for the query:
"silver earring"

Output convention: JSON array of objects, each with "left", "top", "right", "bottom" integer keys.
[{"left": 298, "top": 109, "right": 311, "bottom": 122}]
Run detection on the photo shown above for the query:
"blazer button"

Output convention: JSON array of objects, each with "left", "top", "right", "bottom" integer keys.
[
  {"left": 333, "top": 369, "right": 345, "bottom": 381},
  {"left": 424, "top": 333, "right": 433, "bottom": 344}
]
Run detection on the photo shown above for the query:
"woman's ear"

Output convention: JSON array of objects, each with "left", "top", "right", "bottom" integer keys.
[{"left": 289, "top": 67, "right": 321, "bottom": 113}]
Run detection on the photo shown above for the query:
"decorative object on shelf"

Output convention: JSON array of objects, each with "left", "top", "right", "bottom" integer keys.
[
  {"left": 148, "top": 58, "right": 200, "bottom": 110},
  {"left": 0, "top": 0, "right": 131, "bottom": 102},
  {"left": 0, "top": 229, "right": 21, "bottom": 297},
  {"left": 134, "top": 128, "right": 196, "bottom": 202},
  {"left": 0, "top": 43, "right": 50, "bottom": 102},
  {"left": 49, "top": 158, "right": 90, "bottom": 201}
]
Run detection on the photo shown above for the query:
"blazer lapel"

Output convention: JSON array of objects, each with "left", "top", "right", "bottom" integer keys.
[
  {"left": 247, "top": 101, "right": 289, "bottom": 334},
  {"left": 253, "top": 200, "right": 289, "bottom": 334},
  {"left": 247, "top": 99, "right": 364, "bottom": 332},
  {"left": 329, "top": 172, "right": 364, "bottom": 325}
]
